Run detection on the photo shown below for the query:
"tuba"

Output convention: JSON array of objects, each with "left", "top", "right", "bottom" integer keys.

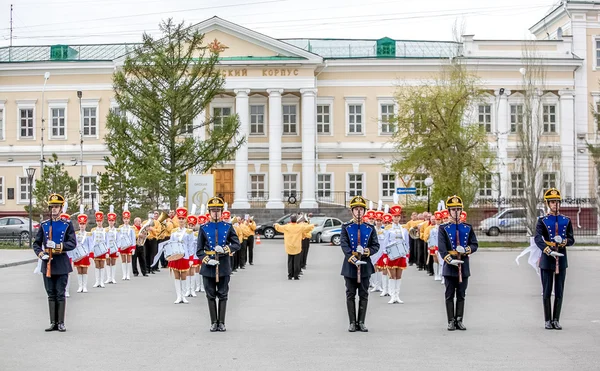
[
  {"left": 409, "top": 226, "right": 420, "bottom": 239},
  {"left": 137, "top": 212, "right": 168, "bottom": 246}
]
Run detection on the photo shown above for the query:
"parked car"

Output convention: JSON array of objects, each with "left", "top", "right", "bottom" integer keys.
[
  {"left": 256, "top": 214, "right": 341, "bottom": 240},
  {"left": 0, "top": 217, "right": 40, "bottom": 241},
  {"left": 321, "top": 227, "right": 342, "bottom": 246},
  {"left": 255, "top": 214, "right": 294, "bottom": 239},
  {"left": 479, "top": 208, "right": 545, "bottom": 236},
  {"left": 310, "top": 216, "right": 343, "bottom": 243}
]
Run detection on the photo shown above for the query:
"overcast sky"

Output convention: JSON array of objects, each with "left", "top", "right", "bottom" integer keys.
[{"left": 0, "top": 0, "right": 562, "bottom": 46}]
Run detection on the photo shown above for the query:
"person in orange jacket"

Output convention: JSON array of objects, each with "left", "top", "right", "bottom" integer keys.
[{"left": 274, "top": 214, "right": 315, "bottom": 280}]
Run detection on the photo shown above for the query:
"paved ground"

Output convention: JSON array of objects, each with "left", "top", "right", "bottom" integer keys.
[{"left": 1, "top": 240, "right": 599, "bottom": 371}]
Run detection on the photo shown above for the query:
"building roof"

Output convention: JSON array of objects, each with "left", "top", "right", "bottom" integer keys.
[{"left": 0, "top": 43, "right": 138, "bottom": 63}]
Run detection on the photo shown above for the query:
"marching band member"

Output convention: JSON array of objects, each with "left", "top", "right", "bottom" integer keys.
[
  {"left": 186, "top": 209, "right": 203, "bottom": 295},
  {"left": 384, "top": 202, "right": 409, "bottom": 304},
  {"left": 425, "top": 212, "right": 443, "bottom": 281},
  {"left": 438, "top": 195, "right": 478, "bottom": 331},
  {"left": 145, "top": 211, "right": 162, "bottom": 274},
  {"left": 165, "top": 198, "right": 192, "bottom": 304},
  {"left": 194, "top": 206, "right": 208, "bottom": 293},
  {"left": 73, "top": 205, "right": 92, "bottom": 292},
  {"left": 131, "top": 217, "right": 148, "bottom": 277},
  {"left": 369, "top": 205, "right": 386, "bottom": 294},
  {"left": 118, "top": 204, "right": 136, "bottom": 280},
  {"left": 59, "top": 204, "right": 72, "bottom": 297},
  {"left": 197, "top": 196, "right": 241, "bottom": 332},
  {"left": 404, "top": 212, "right": 419, "bottom": 266},
  {"left": 104, "top": 206, "right": 119, "bottom": 284},
  {"left": 376, "top": 211, "right": 393, "bottom": 297},
  {"left": 246, "top": 216, "right": 257, "bottom": 266},
  {"left": 535, "top": 188, "right": 574, "bottom": 330},
  {"left": 91, "top": 204, "right": 107, "bottom": 288},
  {"left": 183, "top": 204, "right": 198, "bottom": 298},
  {"left": 340, "top": 196, "right": 380, "bottom": 332},
  {"left": 32, "top": 193, "right": 77, "bottom": 332},
  {"left": 437, "top": 209, "right": 450, "bottom": 285}
]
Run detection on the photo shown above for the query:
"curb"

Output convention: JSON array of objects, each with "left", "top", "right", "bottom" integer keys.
[{"left": 0, "top": 258, "right": 37, "bottom": 269}]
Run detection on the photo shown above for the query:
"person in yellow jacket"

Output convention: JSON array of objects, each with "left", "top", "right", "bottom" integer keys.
[
  {"left": 239, "top": 218, "right": 252, "bottom": 269},
  {"left": 274, "top": 214, "right": 315, "bottom": 280},
  {"left": 299, "top": 213, "right": 312, "bottom": 272},
  {"left": 403, "top": 212, "right": 419, "bottom": 266},
  {"left": 145, "top": 211, "right": 163, "bottom": 274},
  {"left": 246, "top": 217, "right": 257, "bottom": 265}
]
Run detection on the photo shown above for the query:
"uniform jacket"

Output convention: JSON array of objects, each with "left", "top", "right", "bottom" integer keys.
[
  {"left": 438, "top": 221, "right": 478, "bottom": 278},
  {"left": 534, "top": 214, "right": 575, "bottom": 271},
  {"left": 340, "top": 220, "right": 380, "bottom": 279},
  {"left": 33, "top": 218, "right": 77, "bottom": 276},
  {"left": 274, "top": 222, "right": 315, "bottom": 255},
  {"left": 197, "top": 221, "right": 241, "bottom": 277}
]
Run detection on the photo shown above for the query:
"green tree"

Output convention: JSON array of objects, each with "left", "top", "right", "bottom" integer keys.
[
  {"left": 26, "top": 153, "right": 79, "bottom": 219},
  {"left": 106, "top": 18, "right": 244, "bottom": 209},
  {"left": 390, "top": 61, "right": 495, "bottom": 208}
]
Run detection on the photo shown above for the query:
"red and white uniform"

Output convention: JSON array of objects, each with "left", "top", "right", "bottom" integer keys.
[
  {"left": 105, "top": 226, "right": 119, "bottom": 259},
  {"left": 90, "top": 226, "right": 107, "bottom": 260},
  {"left": 118, "top": 224, "right": 136, "bottom": 255},
  {"left": 73, "top": 230, "right": 92, "bottom": 267},
  {"left": 166, "top": 227, "right": 191, "bottom": 272},
  {"left": 383, "top": 223, "right": 409, "bottom": 269}
]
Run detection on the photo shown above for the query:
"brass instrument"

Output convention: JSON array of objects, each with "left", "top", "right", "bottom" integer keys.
[
  {"left": 409, "top": 226, "right": 420, "bottom": 239},
  {"left": 137, "top": 212, "right": 168, "bottom": 245},
  {"left": 156, "top": 214, "right": 172, "bottom": 240}
]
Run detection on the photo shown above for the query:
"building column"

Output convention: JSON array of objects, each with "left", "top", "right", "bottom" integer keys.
[
  {"left": 232, "top": 89, "right": 251, "bottom": 209},
  {"left": 299, "top": 88, "right": 318, "bottom": 208},
  {"left": 495, "top": 89, "right": 511, "bottom": 200},
  {"left": 559, "top": 89, "right": 575, "bottom": 198},
  {"left": 266, "top": 89, "right": 284, "bottom": 209}
]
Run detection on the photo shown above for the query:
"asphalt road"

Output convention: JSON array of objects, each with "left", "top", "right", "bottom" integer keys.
[{"left": 1, "top": 240, "right": 599, "bottom": 371}]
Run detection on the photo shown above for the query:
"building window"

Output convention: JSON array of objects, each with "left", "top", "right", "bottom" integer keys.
[
  {"left": 479, "top": 174, "right": 493, "bottom": 197},
  {"left": 413, "top": 174, "right": 428, "bottom": 197},
  {"left": 81, "top": 176, "right": 97, "bottom": 203},
  {"left": 213, "top": 106, "right": 232, "bottom": 130},
  {"left": 19, "top": 176, "right": 32, "bottom": 202},
  {"left": 597, "top": 39, "right": 600, "bottom": 68},
  {"left": 181, "top": 120, "right": 194, "bottom": 135},
  {"left": 282, "top": 104, "right": 297, "bottom": 134},
  {"left": 380, "top": 103, "right": 395, "bottom": 134},
  {"left": 597, "top": 103, "right": 600, "bottom": 132},
  {"left": 19, "top": 108, "right": 34, "bottom": 138},
  {"left": 511, "top": 173, "right": 524, "bottom": 197},
  {"left": 51, "top": 108, "right": 66, "bottom": 138},
  {"left": 0, "top": 107, "right": 4, "bottom": 140},
  {"left": 543, "top": 173, "right": 557, "bottom": 190},
  {"left": 317, "top": 174, "right": 332, "bottom": 199},
  {"left": 381, "top": 173, "right": 396, "bottom": 197},
  {"left": 543, "top": 104, "right": 556, "bottom": 133},
  {"left": 317, "top": 104, "right": 331, "bottom": 134},
  {"left": 250, "top": 105, "right": 265, "bottom": 135},
  {"left": 0, "top": 177, "right": 3, "bottom": 202},
  {"left": 110, "top": 107, "right": 123, "bottom": 117},
  {"left": 348, "top": 174, "right": 364, "bottom": 197},
  {"left": 83, "top": 107, "right": 97, "bottom": 136},
  {"left": 249, "top": 174, "right": 266, "bottom": 199},
  {"left": 510, "top": 104, "right": 523, "bottom": 133},
  {"left": 478, "top": 104, "right": 492, "bottom": 133},
  {"left": 283, "top": 174, "right": 298, "bottom": 198},
  {"left": 348, "top": 104, "right": 363, "bottom": 134}
]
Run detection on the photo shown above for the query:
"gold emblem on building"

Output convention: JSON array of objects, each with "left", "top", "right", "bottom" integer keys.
[{"left": 207, "top": 39, "right": 228, "bottom": 53}]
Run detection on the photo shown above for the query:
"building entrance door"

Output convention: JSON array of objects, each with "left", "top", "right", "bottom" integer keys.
[{"left": 213, "top": 169, "right": 234, "bottom": 206}]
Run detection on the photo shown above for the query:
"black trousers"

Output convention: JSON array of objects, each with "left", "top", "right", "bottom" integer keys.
[
  {"left": 287, "top": 253, "right": 301, "bottom": 279},
  {"left": 444, "top": 276, "right": 469, "bottom": 320},
  {"left": 541, "top": 268, "right": 566, "bottom": 300},
  {"left": 239, "top": 240, "right": 247, "bottom": 268},
  {"left": 301, "top": 238, "right": 310, "bottom": 269},
  {"left": 203, "top": 275, "right": 231, "bottom": 301},
  {"left": 247, "top": 235, "right": 255, "bottom": 264},
  {"left": 132, "top": 244, "right": 146, "bottom": 275},
  {"left": 408, "top": 238, "right": 416, "bottom": 265},
  {"left": 416, "top": 240, "right": 425, "bottom": 269},
  {"left": 43, "top": 274, "right": 68, "bottom": 301},
  {"left": 344, "top": 276, "right": 370, "bottom": 301},
  {"left": 145, "top": 239, "right": 158, "bottom": 271},
  {"left": 158, "top": 238, "right": 168, "bottom": 268}
]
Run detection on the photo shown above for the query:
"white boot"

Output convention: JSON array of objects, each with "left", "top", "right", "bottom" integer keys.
[
  {"left": 77, "top": 275, "right": 83, "bottom": 293},
  {"left": 199, "top": 275, "right": 205, "bottom": 292},
  {"left": 104, "top": 266, "right": 111, "bottom": 284},
  {"left": 394, "top": 279, "right": 404, "bottom": 304},
  {"left": 369, "top": 272, "right": 380, "bottom": 292},
  {"left": 180, "top": 280, "right": 189, "bottom": 304},
  {"left": 387, "top": 280, "right": 396, "bottom": 304},
  {"left": 375, "top": 272, "right": 383, "bottom": 292},
  {"left": 93, "top": 269, "right": 100, "bottom": 288},
  {"left": 65, "top": 275, "right": 70, "bottom": 297},
  {"left": 174, "top": 279, "right": 183, "bottom": 304},
  {"left": 184, "top": 276, "right": 191, "bottom": 297},
  {"left": 82, "top": 274, "right": 88, "bottom": 293},
  {"left": 380, "top": 275, "right": 389, "bottom": 297},
  {"left": 434, "top": 263, "right": 441, "bottom": 281},
  {"left": 100, "top": 268, "right": 106, "bottom": 288},
  {"left": 126, "top": 262, "right": 132, "bottom": 280},
  {"left": 111, "top": 265, "right": 117, "bottom": 284},
  {"left": 121, "top": 263, "right": 127, "bottom": 280},
  {"left": 189, "top": 276, "right": 197, "bottom": 297}
]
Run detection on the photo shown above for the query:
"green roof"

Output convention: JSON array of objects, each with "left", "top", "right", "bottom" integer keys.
[{"left": 0, "top": 43, "right": 139, "bottom": 63}]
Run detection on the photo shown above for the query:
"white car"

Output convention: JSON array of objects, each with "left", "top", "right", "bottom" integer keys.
[{"left": 321, "top": 227, "right": 342, "bottom": 246}]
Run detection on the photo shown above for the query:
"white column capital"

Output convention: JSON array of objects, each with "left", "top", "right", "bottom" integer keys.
[
  {"left": 559, "top": 89, "right": 575, "bottom": 98},
  {"left": 300, "top": 88, "right": 318, "bottom": 97},
  {"left": 266, "top": 88, "right": 284, "bottom": 97},
  {"left": 494, "top": 89, "right": 511, "bottom": 97},
  {"left": 234, "top": 89, "right": 251, "bottom": 97}
]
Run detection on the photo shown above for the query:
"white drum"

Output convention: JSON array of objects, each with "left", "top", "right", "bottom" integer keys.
[
  {"left": 71, "top": 244, "right": 88, "bottom": 262},
  {"left": 108, "top": 241, "right": 119, "bottom": 255},
  {"left": 164, "top": 241, "right": 185, "bottom": 261},
  {"left": 93, "top": 242, "right": 109, "bottom": 257},
  {"left": 386, "top": 241, "right": 408, "bottom": 261},
  {"left": 118, "top": 235, "right": 132, "bottom": 249}
]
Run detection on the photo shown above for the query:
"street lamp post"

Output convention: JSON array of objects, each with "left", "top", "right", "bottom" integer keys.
[
  {"left": 40, "top": 72, "right": 50, "bottom": 174},
  {"left": 26, "top": 167, "right": 36, "bottom": 248},
  {"left": 424, "top": 177, "right": 434, "bottom": 213}
]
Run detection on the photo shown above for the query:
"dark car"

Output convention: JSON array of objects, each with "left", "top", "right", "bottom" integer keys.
[
  {"left": 0, "top": 216, "right": 40, "bottom": 241},
  {"left": 256, "top": 214, "right": 328, "bottom": 239}
]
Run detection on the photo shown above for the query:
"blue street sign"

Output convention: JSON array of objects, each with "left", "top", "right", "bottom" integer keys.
[{"left": 396, "top": 187, "right": 417, "bottom": 195}]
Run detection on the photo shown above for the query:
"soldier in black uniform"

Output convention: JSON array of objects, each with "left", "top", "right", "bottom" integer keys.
[
  {"left": 340, "top": 196, "right": 380, "bottom": 332},
  {"left": 438, "top": 195, "right": 478, "bottom": 331},
  {"left": 32, "top": 193, "right": 77, "bottom": 332},
  {"left": 197, "top": 196, "right": 241, "bottom": 332},
  {"left": 534, "top": 188, "right": 574, "bottom": 330}
]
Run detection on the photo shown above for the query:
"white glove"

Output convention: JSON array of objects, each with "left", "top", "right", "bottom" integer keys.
[
  {"left": 553, "top": 236, "right": 563, "bottom": 244},
  {"left": 46, "top": 241, "right": 56, "bottom": 249},
  {"left": 354, "top": 260, "right": 367, "bottom": 266},
  {"left": 550, "top": 251, "right": 564, "bottom": 257},
  {"left": 449, "top": 259, "right": 464, "bottom": 266},
  {"left": 207, "top": 259, "right": 219, "bottom": 266},
  {"left": 356, "top": 245, "right": 364, "bottom": 255},
  {"left": 215, "top": 246, "right": 225, "bottom": 254},
  {"left": 456, "top": 246, "right": 465, "bottom": 254},
  {"left": 41, "top": 254, "right": 49, "bottom": 261}
]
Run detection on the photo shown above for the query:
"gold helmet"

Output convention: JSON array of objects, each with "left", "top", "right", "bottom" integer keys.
[
  {"left": 543, "top": 188, "right": 561, "bottom": 202},
  {"left": 207, "top": 196, "right": 224, "bottom": 209},
  {"left": 445, "top": 195, "right": 463, "bottom": 209},
  {"left": 47, "top": 193, "right": 65, "bottom": 206},
  {"left": 349, "top": 195, "right": 367, "bottom": 209}
]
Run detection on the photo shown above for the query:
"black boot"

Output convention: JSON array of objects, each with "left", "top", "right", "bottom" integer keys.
[
  {"left": 45, "top": 298, "right": 58, "bottom": 332},
  {"left": 56, "top": 300, "right": 66, "bottom": 332},
  {"left": 543, "top": 298, "right": 553, "bottom": 329},
  {"left": 217, "top": 300, "right": 227, "bottom": 332},
  {"left": 455, "top": 300, "right": 466, "bottom": 330},
  {"left": 446, "top": 299, "right": 455, "bottom": 331},
  {"left": 346, "top": 299, "right": 357, "bottom": 332},
  {"left": 208, "top": 299, "right": 218, "bottom": 332},
  {"left": 357, "top": 299, "right": 368, "bottom": 332},
  {"left": 552, "top": 297, "right": 563, "bottom": 330}
]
